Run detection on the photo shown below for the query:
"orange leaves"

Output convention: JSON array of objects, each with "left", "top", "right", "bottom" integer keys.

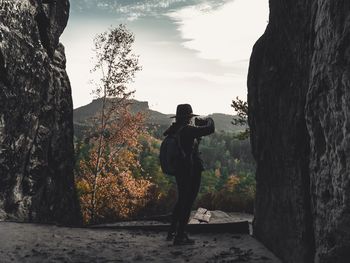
[
  {"left": 76, "top": 103, "right": 151, "bottom": 224},
  {"left": 75, "top": 101, "right": 152, "bottom": 224},
  {"left": 76, "top": 146, "right": 153, "bottom": 224},
  {"left": 75, "top": 26, "right": 154, "bottom": 224},
  {"left": 224, "top": 175, "right": 240, "bottom": 192}
]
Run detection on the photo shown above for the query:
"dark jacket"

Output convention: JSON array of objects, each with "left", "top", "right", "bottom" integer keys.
[{"left": 163, "top": 118, "right": 215, "bottom": 173}]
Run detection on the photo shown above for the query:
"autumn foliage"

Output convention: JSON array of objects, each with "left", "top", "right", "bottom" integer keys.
[
  {"left": 75, "top": 25, "right": 153, "bottom": 224},
  {"left": 76, "top": 110, "right": 153, "bottom": 224},
  {"left": 196, "top": 173, "right": 255, "bottom": 213}
]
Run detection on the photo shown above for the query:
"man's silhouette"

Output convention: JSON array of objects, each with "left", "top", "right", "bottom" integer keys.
[{"left": 163, "top": 104, "right": 215, "bottom": 245}]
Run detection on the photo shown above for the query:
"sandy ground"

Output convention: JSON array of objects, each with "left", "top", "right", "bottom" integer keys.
[{"left": 0, "top": 222, "right": 281, "bottom": 263}]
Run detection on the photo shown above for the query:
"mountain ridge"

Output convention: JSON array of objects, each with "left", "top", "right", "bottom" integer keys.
[{"left": 73, "top": 98, "right": 244, "bottom": 137}]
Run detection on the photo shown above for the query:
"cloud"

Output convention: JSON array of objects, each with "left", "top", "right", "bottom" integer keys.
[
  {"left": 136, "top": 70, "right": 243, "bottom": 86},
  {"left": 65, "top": 0, "right": 268, "bottom": 114},
  {"left": 131, "top": 70, "right": 247, "bottom": 115},
  {"left": 71, "top": 0, "right": 230, "bottom": 19},
  {"left": 72, "top": 0, "right": 187, "bottom": 15},
  {"left": 167, "top": 0, "right": 269, "bottom": 63}
]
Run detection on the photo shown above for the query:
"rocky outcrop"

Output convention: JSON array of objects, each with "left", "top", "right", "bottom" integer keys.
[
  {"left": 0, "top": 0, "right": 81, "bottom": 225},
  {"left": 248, "top": 1, "right": 350, "bottom": 262},
  {"left": 306, "top": 2, "right": 350, "bottom": 262}
]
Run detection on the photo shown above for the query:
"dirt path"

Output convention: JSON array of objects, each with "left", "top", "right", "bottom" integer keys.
[{"left": 0, "top": 222, "right": 280, "bottom": 263}]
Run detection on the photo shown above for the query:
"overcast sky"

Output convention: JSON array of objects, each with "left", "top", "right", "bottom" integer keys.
[{"left": 61, "top": 0, "right": 269, "bottom": 115}]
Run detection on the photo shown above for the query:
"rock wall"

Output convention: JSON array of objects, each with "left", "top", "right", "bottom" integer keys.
[
  {"left": 248, "top": 1, "right": 350, "bottom": 262},
  {"left": 306, "top": 1, "right": 350, "bottom": 262},
  {"left": 0, "top": 0, "right": 81, "bottom": 225}
]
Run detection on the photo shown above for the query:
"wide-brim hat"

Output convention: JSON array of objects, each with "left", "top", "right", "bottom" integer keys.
[{"left": 170, "top": 104, "right": 199, "bottom": 119}]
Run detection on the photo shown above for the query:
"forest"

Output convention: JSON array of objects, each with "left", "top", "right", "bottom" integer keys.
[
  {"left": 141, "top": 130, "right": 255, "bottom": 213},
  {"left": 75, "top": 122, "right": 255, "bottom": 224}
]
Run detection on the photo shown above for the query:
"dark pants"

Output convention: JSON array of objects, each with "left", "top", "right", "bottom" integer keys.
[{"left": 169, "top": 164, "right": 202, "bottom": 235}]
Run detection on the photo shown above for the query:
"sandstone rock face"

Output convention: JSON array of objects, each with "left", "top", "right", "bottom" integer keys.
[
  {"left": 306, "top": 2, "right": 350, "bottom": 262},
  {"left": 0, "top": 0, "right": 81, "bottom": 225},
  {"left": 248, "top": 1, "right": 350, "bottom": 262}
]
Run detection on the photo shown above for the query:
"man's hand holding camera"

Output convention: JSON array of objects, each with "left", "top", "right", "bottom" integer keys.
[{"left": 194, "top": 117, "right": 214, "bottom": 127}]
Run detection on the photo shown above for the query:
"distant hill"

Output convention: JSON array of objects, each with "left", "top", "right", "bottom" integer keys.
[{"left": 73, "top": 99, "right": 245, "bottom": 138}]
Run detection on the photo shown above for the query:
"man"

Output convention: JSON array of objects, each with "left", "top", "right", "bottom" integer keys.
[{"left": 163, "top": 104, "right": 215, "bottom": 245}]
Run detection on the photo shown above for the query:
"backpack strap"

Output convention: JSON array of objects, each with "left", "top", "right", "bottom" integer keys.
[{"left": 175, "top": 126, "right": 186, "bottom": 158}]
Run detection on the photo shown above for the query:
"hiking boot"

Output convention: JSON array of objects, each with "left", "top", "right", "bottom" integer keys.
[
  {"left": 173, "top": 233, "right": 195, "bottom": 246},
  {"left": 166, "top": 231, "right": 176, "bottom": 241}
]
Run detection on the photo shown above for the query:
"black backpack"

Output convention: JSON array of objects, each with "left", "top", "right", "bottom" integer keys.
[{"left": 159, "top": 127, "right": 186, "bottom": 176}]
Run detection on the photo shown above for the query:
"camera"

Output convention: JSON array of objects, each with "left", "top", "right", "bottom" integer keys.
[{"left": 195, "top": 117, "right": 208, "bottom": 126}]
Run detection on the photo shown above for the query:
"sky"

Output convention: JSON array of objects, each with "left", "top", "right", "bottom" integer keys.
[{"left": 61, "top": 0, "right": 269, "bottom": 115}]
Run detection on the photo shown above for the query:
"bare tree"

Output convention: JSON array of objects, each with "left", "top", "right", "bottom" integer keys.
[{"left": 87, "top": 24, "right": 142, "bottom": 223}]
